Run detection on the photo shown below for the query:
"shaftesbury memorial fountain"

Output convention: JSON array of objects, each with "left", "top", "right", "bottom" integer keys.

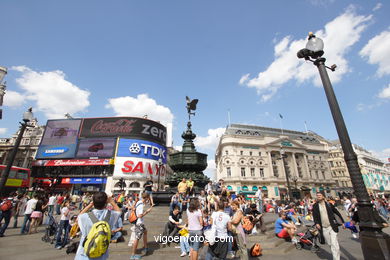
[{"left": 166, "top": 96, "right": 210, "bottom": 190}]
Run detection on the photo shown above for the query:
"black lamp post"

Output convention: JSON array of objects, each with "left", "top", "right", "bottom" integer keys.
[
  {"left": 0, "top": 108, "right": 34, "bottom": 194},
  {"left": 156, "top": 158, "right": 163, "bottom": 192},
  {"left": 0, "top": 66, "right": 7, "bottom": 108},
  {"left": 297, "top": 32, "right": 390, "bottom": 260},
  {"left": 280, "top": 148, "right": 293, "bottom": 202}
]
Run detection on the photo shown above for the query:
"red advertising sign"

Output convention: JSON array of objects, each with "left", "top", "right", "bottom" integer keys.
[{"left": 34, "top": 159, "right": 113, "bottom": 166}]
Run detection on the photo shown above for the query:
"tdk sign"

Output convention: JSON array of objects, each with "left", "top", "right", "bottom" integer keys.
[
  {"left": 42, "top": 147, "right": 69, "bottom": 157},
  {"left": 117, "top": 138, "right": 167, "bottom": 163}
]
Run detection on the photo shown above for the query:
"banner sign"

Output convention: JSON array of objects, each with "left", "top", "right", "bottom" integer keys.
[
  {"left": 79, "top": 117, "right": 167, "bottom": 145},
  {"left": 116, "top": 138, "right": 167, "bottom": 163},
  {"left": 33, "top": 159, "right": 113, "bottom": 167},
  {"left": 61, "top": 177, "right": 107, "bottom": 184},
  {"left": 76, "top": 138, "right": 116, "bottom": 158},
  {"left": 36, "top": 144, "right": 78, "bottom": 159},
  {"left": 113, "top": 157, "right": 166, "bottom": 179},
  {"left": 40, "top": 119, "right": 81, "bottom": 146}
]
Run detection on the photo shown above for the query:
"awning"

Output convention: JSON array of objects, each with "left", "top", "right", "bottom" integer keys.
[
  {"left": 33, "top": 159, "right": 114, "bottom": 166},
  {"left": 252, "top": 186, "right": 258, "bottom": 191},
  {"left": 242, "top": 186, "right": 249, "bottom": 191},
  {"left": 227, "top": 185, "right": 233, "bottom": 191},
  {"left": 262, "top": 186, "right": 268, "bottom": 191}
]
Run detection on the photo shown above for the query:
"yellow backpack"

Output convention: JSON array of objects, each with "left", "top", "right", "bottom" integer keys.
[{"left": 83, "top": 211, "right": 111, "bottom": 258}]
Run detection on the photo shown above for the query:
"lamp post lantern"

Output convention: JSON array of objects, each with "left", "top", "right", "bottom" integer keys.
[
  {"left": 0, "top": 66, "right": 7, "bottom": 112},
  {"left": 297, "top": 32, "right": 390, "bottom": 260},
  {"left": 0, "top": 108, "right": 34, "bottom": 194}
]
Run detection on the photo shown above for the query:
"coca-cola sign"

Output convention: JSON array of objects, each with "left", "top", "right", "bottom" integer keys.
[{"left": 80, "top": 117, "right": 167, "bottom": 145}]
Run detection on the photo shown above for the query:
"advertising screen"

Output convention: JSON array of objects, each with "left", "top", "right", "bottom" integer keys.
[
  {"left": 36, "top": 119, "right": 82, "bottom": 159},
  {"left": 113, "top": 157, "right": 166, "bottom": 180},
  {"left": 79, "top": 117, "right": 167, "bottom": 145},
  {"left": 76, "top": 138, "right": 116, "bottom": 158},
  {"left": 116, "top": 138, "right": 167, "bottom": 163},
  {"left": 40, "top": 119, "right": 82, "bottom": 146}
]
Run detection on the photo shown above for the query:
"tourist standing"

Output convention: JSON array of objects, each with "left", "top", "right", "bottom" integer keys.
[
  {"left": 187, "top": 198, "right": 203, "bottom": 260},
  {"left": 55, "top": 201, "right": 71, "bottom": 249},
  {"left": 130, "top": 193, "right": 153, "bottom": 260},
  {"left": 313, "top": 192, "right": 344, "bottom": 260},
  {"left": 29, "top": 195, "right": 46, "bottom": 234},
  {"left": 186, "top": 178, "right": 195, "bottom": 197},
  {"left": 0, "top": 196, "right": 13, "bottom": 237},
  {"left": 230, "top": 200, "right": 248, "bottom": 260},
  {"left": 48, "top": 193, "right": 57, "bottom": 216},
  {"left": 143, "top": 177, "right": 155, "bottom": 206},
  {"left": 56, "top": 194, "right": 64, "bottom": 215},
  {"left": 255, "top": 189, "right": 263, "bottom": 214},
  {"left": 178, "top": 178, "right": 188, "bottom": 198},
  {"left": 20, "top": 194, "right": 37, "bottom": 234},
  {"left": 75, "top": 192, "right": 121, "bottom": 260}
]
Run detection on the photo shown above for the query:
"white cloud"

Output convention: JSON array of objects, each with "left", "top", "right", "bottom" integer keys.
[
  {"left": 12, "top": 66, "right": 90, "bottom": 118},
  {"left": 378, "top": 84, "right": 390, "bottom": 99},
  {"left": 195, "top": 127, "right": 226, "bottom": 151},
  {"left": 240, "top": 8, "right": 372, "bottom": 102},
  {"left": 204, "top": 159, "right": 216, "bottom": 180},
  {"left": 360, "top": 30, "right": 390, "bottom": 77},
  {"left": 173, "top": 145, "right": 182, "bottom": 152},
  {"left": 373, "top": 3, "right": 382, "bottom": 11},
  {"left": 105, "top": 94, "right": 174, "bottom": 126},
  {"left": 0, "top": 128, "right": 7, "bottom": 135},
  {"left": 3, "top": 90, "right": 25, "bottom": 107},
  {"left": 370, "top": 148, "right": 390, "bottom": 162}
]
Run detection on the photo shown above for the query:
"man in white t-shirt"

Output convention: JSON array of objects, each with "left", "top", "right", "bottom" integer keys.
[
  {"left": 343, "top": 197, "right": 351, "bottom": 217},
  {"left": 131, "top": 193, "right": 153, "bottom": 260},
  {"left": 55, "top": 201, "right": 71, "bottom": 249},
  {"left": 206, "top": 200, "right": 232, "bottom": 259},
  {"left": 255, "top": 189, "right": 263, "bottom": 214},
  {"left": 48, "top": 194, "right": 57, "bottom": 216},
  {"left": 20, "top": 195, "right": 38, "bottom": 234}
]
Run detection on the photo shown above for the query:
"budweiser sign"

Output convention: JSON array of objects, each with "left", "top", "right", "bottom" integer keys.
[
  {"left": 34, "top": 159, "right": 112, "bottom": 166},
  {"left": 90, "top": 119, "right": 136, "bottom": 134},
  {"left": 80, "top": 117, "right": 167, "bottom": 145}
]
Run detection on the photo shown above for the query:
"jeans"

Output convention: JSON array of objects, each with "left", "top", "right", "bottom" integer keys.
[
  {"left": 180, "top": 236, "right": 190, "bottom": 254},
  {"left": 0, "top": 210, "right": 11, "bottom": 235},
  {"left": 188, "top": 230, "right": 203, "bottom": 251},
  {"left": 56, "top": 204, "right": 61, "bottom": 215},
  {"left": 111, "top": 231, "right": 122, "bottom": 241},
  {"left": 227, "top": 231, "right": 233, "bottom": 254},
  {"left": 163, "top": 222, "right": 179, "bottom": 238},
  {"left": 20, "top": 214, "right": 31, "bottom": 234},
  {"left": 48, "top": 205, "right": 54, "bottom": 215},
  {"left": 13, "top": 212, "right": 18, "bottom": 228},
  {"left": 258, "top": 200, "right": 263, "bottom": 214},
  {"left": 55, "top": 220, "right": 70, "bottom": 247}
]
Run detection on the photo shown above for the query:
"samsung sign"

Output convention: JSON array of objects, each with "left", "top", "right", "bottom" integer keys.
[
  {"left": 36, "top": 144, "right": 78, "bottom": 159},
  {"left": 42, "top": 147, "right": 69, "bottom": 156},
  {"left": 117, "top": 138, "right": 167, "bottom": 163}
]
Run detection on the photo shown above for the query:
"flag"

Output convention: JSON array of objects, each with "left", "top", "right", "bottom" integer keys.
[{"left": 279, "top": 113, "right": 283, "bottom": 119}]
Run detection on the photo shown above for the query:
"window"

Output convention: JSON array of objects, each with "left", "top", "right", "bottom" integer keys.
[
  {"left": 227, "top": 167, "right": 231, "bottom": 177},
  {"left": 249, "top": 151, "right": 252, "bottom": 156},
  {"left": 225, "top": 150, "right": 228, "bottom": 155},
  {"left": 321, "top": 171, "right": 325, "bottom": 179},
  {"left": 241, "top": 168, "right": 246, "bottom": 177},
  {"left": 240, "top": 151, "right": 243, "bottom": 155},
  {"left": 260, "top": 168, "right": 264, "bottom": 178},
  {"left": 259, "top": 152, "right": 261, "bottom": 156},
  {"left": 250, "top": 168, "right": 255, "bottom": 177}
]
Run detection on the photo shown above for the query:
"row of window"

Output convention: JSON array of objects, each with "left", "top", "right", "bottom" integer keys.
[
  {"left": 225, "top": 150, "right": 262, "bottom": 156},
  {"left": 226, "top": 167, "right": 265, "bottom": 178}
]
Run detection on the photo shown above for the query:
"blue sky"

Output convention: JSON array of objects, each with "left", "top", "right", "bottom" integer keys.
[{"left": 1, "top": 0, "right": 389, "bottom": 176}]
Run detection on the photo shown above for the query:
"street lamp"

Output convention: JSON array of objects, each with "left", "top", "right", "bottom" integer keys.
[
  {"left": 291, "top": 176, "right": 298, "bottom": 189},
  {"left": 0, "top": 66, "right": 7, "bottom": 110},
  {"left": 0, "top": 108, "right": 34, "bottom": 194},
  {"left": 297, "top": 32, "right": 390, "bottom": 259},
  {"left": 156, "top": 158, "right": 163, "bottom": 192},
  {"left": 280, "top": 148, "right": 293, "bottom": 202}
]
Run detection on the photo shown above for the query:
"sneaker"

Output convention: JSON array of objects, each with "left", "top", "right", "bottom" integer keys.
[
  {"left": 174, "top": 246, "right": 181, "bottom": 249},
  {"left": 352, "top": 233, "right": 358, "bottom": 239},
  {"left": 295, "top": 222, "right": 301, "bottom": 226},
  {"left": 291, "top": 237, "right": 298, "bottom": 244},
  {"left": 130, "top": 255, "right": 141, "bottom": 259},
  {"left": 55, "top": 246, "right": 62, "bottom": 250},
  {"left": 180, "top": 252, "right": 187, "bottom": 257},
  {"left": 228, "top": 252, "right": 235, "bottom": 259}
]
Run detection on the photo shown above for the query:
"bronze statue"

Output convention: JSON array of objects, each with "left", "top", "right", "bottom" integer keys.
[{"left": 186, "top": 96, "right": 198, "bottom": 121}]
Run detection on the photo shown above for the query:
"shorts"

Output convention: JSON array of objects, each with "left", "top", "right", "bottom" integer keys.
[
  {"left": 146, "top": 191, "right": 153, "bottom": 195},
  {"left": 31, "top": 211, "right": 42, "bottom": 219},
  {"left": 188, "top": 230, "right": 203, "bottom": 251},
  {"left": 277, "top": 228, "right": 290, "bottom": 238},
  {"left": 134, "top": 223, "right": 146, "bottom": 240}
]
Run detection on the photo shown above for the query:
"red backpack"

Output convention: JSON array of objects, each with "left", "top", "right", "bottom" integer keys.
[
  {"left": 0, "top": 200, "right": 12, "bottom": 211},
  {"left": 242, "top": 216, "right": 254, "bottom": 234},
  {"left": 250, "top": 243, "right": 262, "bottom": 257}
]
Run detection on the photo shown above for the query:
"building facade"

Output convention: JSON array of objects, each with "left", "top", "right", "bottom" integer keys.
[
  {"left": 328, "top": 142, "right": 390, "bottom": 196},
  {"left": 215, "top": 124, "right": 336, "bottom": 200},
  {"left": 0, "top": 118, "right": 44, "bottom": 169}
]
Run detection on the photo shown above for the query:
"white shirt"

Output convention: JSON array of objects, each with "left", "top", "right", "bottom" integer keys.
[
  {"left": 255, "top": 190, "right": 262, "bottom": 200},
  {"left": 135, "top": 201, "right": 144, "bottom": 225},
  {"left": 24, "top": 199, "right": 37, "bottom": 215},
  {"left": 344, "top": 199, "right": 351, "bottom": 211},
  {"left": 48, "top": 196, "right": 57, "bottom": 206},
  {"left": 61, "top": 207, "right": 70, "bottom": 221},
  {"left": 211, "top": 211, "right": 230, "bottom": 238}
]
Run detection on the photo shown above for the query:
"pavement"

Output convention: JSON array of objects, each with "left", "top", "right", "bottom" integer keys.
[{"left": 0, "top": 206, "right": 389, "bottom": 260}]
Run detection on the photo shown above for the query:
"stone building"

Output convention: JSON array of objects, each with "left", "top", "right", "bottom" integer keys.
[
  {"left": 215, "top": 124, "right": 336, "bottom": 200},
  {"left": 0, "top": 118, "right": 44, "bottom": 169}
]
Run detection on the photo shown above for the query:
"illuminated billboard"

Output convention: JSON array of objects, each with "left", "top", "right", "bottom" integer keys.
[
  {"left": 116, "top": 138, "right": 167, "bottom": 163},
  {"left": 113, "top": 157, "right": 166, "bottom": 180},
  {"left": 76, "top": 138, "right": 116, "bottom": 158}
]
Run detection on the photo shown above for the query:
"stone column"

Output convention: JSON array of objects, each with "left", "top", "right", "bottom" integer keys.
[
  {"left": 303, "top": 154, "right": 310, "bottom": 179},
  {"left": 292, "top": 152, "right": 299, "bottom": 178},
  {"left": 267, "top": 151, "right": 274, "bottom": 178}
]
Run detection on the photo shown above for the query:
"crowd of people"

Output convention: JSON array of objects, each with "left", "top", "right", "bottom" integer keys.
[{"left": 0, "top": 178, "right": 389, "bottom": 260}]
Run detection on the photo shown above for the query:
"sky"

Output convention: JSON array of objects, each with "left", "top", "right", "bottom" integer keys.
[{"left": 1, "top": 0, "right": 389, "bottom": 178}]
